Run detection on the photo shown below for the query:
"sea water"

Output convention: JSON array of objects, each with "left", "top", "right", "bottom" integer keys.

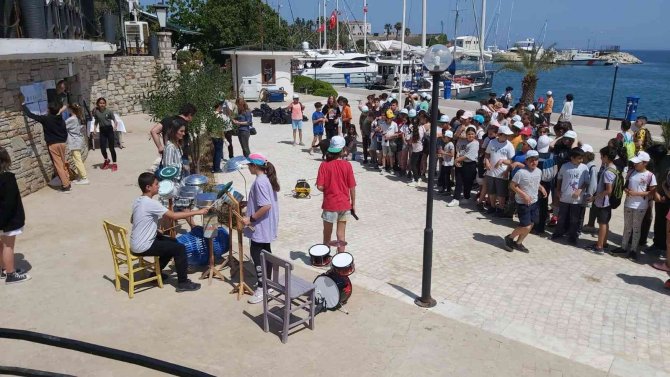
[{"left": 487, "top": 50, "right": 669, "bottom": 122}]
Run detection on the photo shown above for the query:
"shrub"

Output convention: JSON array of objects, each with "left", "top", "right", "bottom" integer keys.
[
  {"left": 292, "top": 75, "right": 338, "bottom": 98},
  {"left": 293, "top": 75, "right": 314, "bottom": 93}
]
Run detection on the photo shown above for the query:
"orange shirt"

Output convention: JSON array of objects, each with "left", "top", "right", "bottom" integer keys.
[
  {"left": 342, "top": 105, "right": 352, "bottom": 123},
  {"left": 544, "top": 97, "right": 554, "bottom": 114}
]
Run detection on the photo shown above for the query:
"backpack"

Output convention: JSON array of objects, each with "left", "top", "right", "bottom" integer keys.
[
  {"left": 608, "top": 167, "right": 624, "bottom": 209},
  {"left": 621, "top": 132, "right": 635, "bottom": 159}
]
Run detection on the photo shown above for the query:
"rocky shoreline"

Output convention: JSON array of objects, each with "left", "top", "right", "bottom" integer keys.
[{"left": 599, "top": 51, "right": 643, "bottom": 64}]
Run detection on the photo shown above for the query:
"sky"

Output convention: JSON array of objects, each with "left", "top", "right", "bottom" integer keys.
[{"left": 140, "top": 0, "right": 669, "bottom": 50}]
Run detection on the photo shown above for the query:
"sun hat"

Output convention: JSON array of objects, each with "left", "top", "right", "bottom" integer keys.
[
  {"left": 247, "top": 153, "right": 268, "bottom": 166},
  {"left": 408, "top": 109, "right": 417, "bottom": 118},
  {"left": 630, "top": 151, "right": 651, "bottom": 164},
  {"left": 520, "top": 127, "right": 532, "bottom": 136},
  {"left": 564, "top": 130, "right": 577, "bottom": 139},
  {"left": 472, "top": 114, "right": 485, "bottom": 124},
  {"left": 513, "top": 121, "right": 524, "bottom": 129},
  {"left": 546, "top": 90, "right": 553, "bottom": 96},
  {"left": 361, "top": 105, "right": 369, "bottom": 113},
  {"left": 526, "top": 138, "right": 537, "bottom": 149},
  {"left": 292, "top": 94, "right": 299, "bottom": 99},
  {"left": 497, "top": 126, "right": 514, "bottom": 135},
  {"left": 527, "top": 104, "right": 535, "bottom": 111},
  {"left": 443, "top": 130, "right": 454, "bottom": 138},
  {"left": 512, "top": 115, "right": 522, "bottom": 122},
  {"left": 385, "top": 109, "right": 395, "bottom": 118},
  {"left": 462, "top": 111, "right": 473, "bottom": 119},
  {"left": 581, "top": 144, "right": 594, "bottom": 153},
  {"left": 328, "top": 135, "right": 346, "bottom": 153},
  {"left": 439, "top": 115, "right": 450, "bottom": 123},
  {"left": 526, "top": 150, "right": 539, "bottom": 158},
  {"left": 497, "top": 107, "right": 509, "bottom": 115}
]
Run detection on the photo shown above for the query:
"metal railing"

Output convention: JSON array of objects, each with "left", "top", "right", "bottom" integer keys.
[{"left": 0, "top": 0, "right": 95, "bottom": 40}]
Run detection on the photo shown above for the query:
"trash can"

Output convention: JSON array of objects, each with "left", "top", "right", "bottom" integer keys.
[
  {"left": 443, "top": 80, "right": 452, "bottom": 100},
  {"left": 344, "top": 73, "right": 351, "bottom": 88},
  {"left": 625, "top": 96, "right": 640, "bottom": 121},
  {"left": 268, "top": 90, "right": 285, "bottom": 102}
]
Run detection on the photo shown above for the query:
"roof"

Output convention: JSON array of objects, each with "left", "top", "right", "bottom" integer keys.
[
  {"left": 220, "top": 49, "right": 300, "bottom": 57},
  {"left": 0, "top": 39, "right": 115, "bottom": 60},
  {"left": 138, "top": 10, "right": 202, "bottom": 35}
]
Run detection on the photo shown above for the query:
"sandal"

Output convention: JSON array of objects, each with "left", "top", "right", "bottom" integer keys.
[{"left": 651, "top": 261, "right": 670, "bottom": 272}]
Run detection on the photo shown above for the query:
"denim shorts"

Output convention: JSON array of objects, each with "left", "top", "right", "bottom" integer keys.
[
  {"left": 292, "top": 120, "right": 303, "bottom": 130},
  {"left": 516, "top": 202, "right": 539, "bottom": 227},
  {"left": 322, "top": 210, "right": 350, "bottom": 223}
]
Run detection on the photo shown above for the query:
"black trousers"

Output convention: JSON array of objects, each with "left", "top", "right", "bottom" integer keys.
[
  {"left": 238, "top": 130, "right": 250, "bottom": 157},
  {"left": 136, "top": 233, "right": 188, "bottom": 283},
  {"left": 653, "top": 201, "right": 669, "bottom": 248},
  {"left": 362, "top": 135, "right": 371, "bottom": 162},
  {"left": 439, "top": 165, "right": 453, "bottom": 192},
  {"left": 554, "top": 202, "right": 582, "bottom": 241},
  {"left": 410, "top": 152, "right": 422, "bottom": 182},
  {"left": 454, "top": 161, "right": 477, "bottom": 200},
  {"left": 536, "top": 181, "right": 552, "bottom": 232},
  {"left": 99, "top": 125, "right": 117, "bottom": 162},
  {"left": 250, "top": 240, "right": 272, "bottom": 287},
  {"left": 224, "top": 130, "right": 235, "bottom": 158}
]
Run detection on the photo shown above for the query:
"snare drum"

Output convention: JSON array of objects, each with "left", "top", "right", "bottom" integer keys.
[
  {"left": 313, "top": 272, "right": 352, "bottom": 311},
  {"left": 331, "top": 252, "right": 355, "bottom": 276},
  {"left": 158, "top": 180, "right": 175, "bottom": 198},
  {"left": 308, "top": 244, "right": 331, "bottom": 267}
]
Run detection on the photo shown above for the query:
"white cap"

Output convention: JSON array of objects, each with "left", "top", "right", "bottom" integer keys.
[
  {"left": 630, "top": 151, "right": 651, "bottom": 164},
  {"left": 443, "top": 130, "right": 454, "bottom": 138},
  {"left": 399, "top": 108, "right": 409, "bottom": 115},
  {"left": 408, "top": 109, "right": 417, "bottom": 118},
  {"left": 513, "top": 121, "right": 524, "bottom": 129},
  {"left": 527, "top": 104, "right": 535, "bottom": 111},
  {"left": 526, "top": 138, "right": 537, "bottom": 149},
  {"left": 546, "top": 90, "right": 552, "bottom": 96},
  {"left": 526, "top": 150, "right": 539, "bottom": 158},
  {"left": 564, "top": 130, "right": 577, "bottom": 139},
  {"left": 537, "top": 135, "right": 551, "bottom": 153},
  {"left": 328, "top": 135, "right": 346, "bottom": 153},
  {"left": 581, "top": 144, "right": 593, "bottom": 153},
  {"left": 439, "top": 115, "right": 450, "bottom": 123},
  {"left": 512, "top": 115, "right": 522, "bottom": 122},
  {"left": 292, "top": 94, "right": 299, "bottom": 99},
  {"left": 391, "top": 93, "right": 397, "bottom": 99},
  {"left": 462, "top": 111, "right": 473, "bottom": 119},
  {"left": 425, "top": 94, "right": 432, "bottom": 101},
  {"left": 361, "top": 106, "right": 369, "bottom": 113},
  {"left": 420, "top": 92, "right": 428, "bottom": 99},
  {"left": 497, "top": 126, "right": 514, "bottom": 135}
]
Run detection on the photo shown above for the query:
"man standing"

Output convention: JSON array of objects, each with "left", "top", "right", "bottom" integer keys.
[
  {"left": 558, "top": 94, "right": 574, "bottom": 123},
  {"left": 287, "top": 94, "right": 305, "bottom": 146},
  {"left": 149, "top": 103, "right": 197, "bottom": 156},
  {"left": 543, "top": 90, "right": 554, "bottom": 125}
]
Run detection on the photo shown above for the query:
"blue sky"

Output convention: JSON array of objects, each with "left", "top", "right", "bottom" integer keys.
[{"left": 141, "top": 0, "right": 668, "bottom": 50}]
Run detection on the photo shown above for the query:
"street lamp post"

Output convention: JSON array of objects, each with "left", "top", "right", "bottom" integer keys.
[
  {"left": 605, "top": 62, "right": 619, "bottom": 130},
  {"left": 154, "top": 1, "right": 169, "bottom": 31},
  {"left": 415, "top": 44, "right": 453, "bottom": 308}
]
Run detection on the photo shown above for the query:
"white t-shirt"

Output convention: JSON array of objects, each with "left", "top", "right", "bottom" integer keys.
[
  {"left": 410, "top": 126, "right": 425, "bottom": 153},
  {"left": 624, "top": 170, "right": 656, "bottom": 210},
  {"left": 380, "top": 120, "right": 398, "bottom": 147},
  {"left": 130, "top": 196, "right": 168, "bottom": 253},
  {"left": 442, "top": 141, "right": 455, "bottom": 166},
  {"left": 485, "top": 138, "right": 516, "bottom": 178},
  {"left": 512, "top": 167, "right": 542, "bottom": 204},
  {"left": 557, "top": 162, "right": 590, "bottom": 204}
]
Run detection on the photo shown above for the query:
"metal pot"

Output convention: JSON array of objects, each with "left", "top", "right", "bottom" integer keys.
[
  {"left": 178, "top": 185, "right": 201, "bottom": 200},
  {"left": 183, "top": 174, "right": 209, "bottom": 187},
  {"left": 195, "top": 192, "right": 217, "bottom": 208}
]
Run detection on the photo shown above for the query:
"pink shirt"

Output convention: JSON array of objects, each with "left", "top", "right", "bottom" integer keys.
[{"left": 290, "top": 102, "right": 303, "bottom": 120}]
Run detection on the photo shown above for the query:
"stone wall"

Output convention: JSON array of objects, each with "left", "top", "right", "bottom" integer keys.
[{"left": 0, "top": 43, "right": 176, "bottom": 196}]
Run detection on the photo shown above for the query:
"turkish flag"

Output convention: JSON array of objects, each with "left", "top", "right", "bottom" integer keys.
[
  {"left": 317, "top": 23, "right": 325, "bottom": 32},
  {"left": 363, "top": 5, "right": 368, "bottom": 13},
  {"left": 329, "top": 10, "right": 337, "bottom": 30}
]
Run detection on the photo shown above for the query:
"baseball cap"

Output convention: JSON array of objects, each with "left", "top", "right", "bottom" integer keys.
[
  {"left": 497, "top": 126, "right": 514, "bottom": 135},
  {"left": 527, "top": 104, "right": 535, "bottom": 111},
  {"left": 390, "top": 93, "right": 397, "bottom": 99},
  {"left": 520, "top": 127, "right": 532, "bottom": 136},
  {"left": 497, "top": 107, "right": 509, "bottom": 115},
  {"left": 292, "top": 94, "right": 299, "bottom": 99},
  {"left": 408, "top": 109, "right": 417, "bottom": 118},
  {"left": 385, "top": 109, "right": 395, "bottom": 118},
  {"left": 564, "top": 130, "right": 577, "bottom": 139},
  {"left": 537, "top": 135, "right": 551, "bottom": 153},
  {"left": 399, "top": 108, "right": 409, "bottom": 115},
  {"left": 361, "top": 106, "right": 369, "bottom": 113},
  {"left": 462, "top": 111, "right": 473, "bottom": 119},
  {"left": 443, "top": 130, "right": 454, "bottom": 138},
  {"left": 473, "top": 114, "right": 485, "bottom": 124},
  {"left": 247, "top": 153, "right": 268, "bottom": 166},
  {"left": 420, "top": 92, "right": 428, "bottom": 99},
  {"left": 581, "top": 144, "right": 594, "bottom": 153},
  {"left": 328, "top": 135, "right": 346, "bottom": 153},
  {"left": 512, "top": 115, "right": 522, "bottom": 122},
  {"left": 513, "top": 121, "right": 524, "bottom": 130},
  {"left": 490, "top": 119, "right": 500, "bottom": 127},
  {"left": 439, "top": 115, "right": 450, "bottom": 123},
  {"left": 526, "top": 138, "right": 537, "bottom": 149},
  {"left": 526, "top": 150, "right": 539, "bottom": 159},
  {"left": 425, "top": 94, "right": 432, "bottom": 101},
  {"left": 630, "top": 151, "right": 651, "bottom": 164},
  {"left": 546, "top": 90, "right": 552, "bottom": 96}
]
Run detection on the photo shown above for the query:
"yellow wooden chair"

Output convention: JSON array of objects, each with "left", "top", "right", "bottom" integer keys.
[{"left": 103, "top": 221, "right": 163, "bottom": 298}]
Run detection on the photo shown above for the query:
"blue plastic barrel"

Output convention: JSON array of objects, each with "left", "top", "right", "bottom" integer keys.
[
  {"left": 443, "top": 80, "right": 452, "bottom": 100},
  {"left": 625, "top": 96, "right": 640, "bottom": 121},
  {"left": 344, "top": 73, "right": 351, "bottom": 87}
]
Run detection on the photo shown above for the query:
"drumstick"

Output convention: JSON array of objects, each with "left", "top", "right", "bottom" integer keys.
[
  {"left": 231, "top": 210, "right": 256, "bottom": 232},
  {"left": 337, "top": 307, "right": 350, "bottom": 315}
]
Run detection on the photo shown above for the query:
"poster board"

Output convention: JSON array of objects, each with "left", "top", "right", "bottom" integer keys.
[{"left": 20, "top": 80, "right": 56, "bottom": 115}]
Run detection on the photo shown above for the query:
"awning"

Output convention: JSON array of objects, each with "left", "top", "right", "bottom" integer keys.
[{"left": 138, "top": 10, "right": 202, "bottom": 35}]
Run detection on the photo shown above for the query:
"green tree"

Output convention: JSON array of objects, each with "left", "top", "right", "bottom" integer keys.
[
  {"left": 404, "top": 27, "right": 411, "bottom": 37},
  {"left": 427, "top": 33, "right": 449, "bottom": 46},
  {"left": 394, "top": 22, "right": 402, "bottom": 39},
  {"left": 384, "top": 23, "right": 392, "bottom": 40},
  {"left": 501, "top": 45, "right": 557, "bottom": 105}
]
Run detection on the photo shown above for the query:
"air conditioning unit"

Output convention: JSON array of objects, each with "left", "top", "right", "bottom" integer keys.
[{"left": 124, "top": 21, "right": 149, "bottom": 54}]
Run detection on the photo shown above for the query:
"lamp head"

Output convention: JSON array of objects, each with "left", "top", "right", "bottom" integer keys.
[
  {"left": 422, "top": 44, "right": 453, "bottom": 73},
  {"left": 153, "top": 2, "right": 169, "bottom": 29}
]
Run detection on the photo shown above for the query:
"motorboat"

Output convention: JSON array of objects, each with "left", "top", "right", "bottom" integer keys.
[
  {"left": 492, "top": 38, "right": 545, "bottom": 62},
  {"left": 555, "top": 50, "right": 611, "bottom": 66},
  {"left": 295, "top": 48, "right": 378, "bottom": 87}
]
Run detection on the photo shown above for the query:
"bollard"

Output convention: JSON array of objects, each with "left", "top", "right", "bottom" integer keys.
[{"left": 624, "top": 96, "right": 640, "bottom": 121}]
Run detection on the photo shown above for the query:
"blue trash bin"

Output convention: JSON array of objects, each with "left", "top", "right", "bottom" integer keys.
[
  {"left": 344, "top": 73, "right": 351, "bottom": 88},
  {"left": 625, "top": 96, "right": 640, "bottom": 121},
  {"left": 443, "top": 80, "right": 452, "bottom": 100}
]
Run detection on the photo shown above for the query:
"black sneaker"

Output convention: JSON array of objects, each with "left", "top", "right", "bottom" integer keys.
[
  {"left": 176, "top": 280, "right": 201, "bottom": 292},
  {"left": 1, "top": 268, "right": 23, "bottom": 280},
  {"left": 5, "top": 270, "right": 31, "bottom": 284},
  {"left": 486, "top": 207, "right": 496, "bottom": 214},
  {"left": 609, "top": 248, "right": 630, "bottom": 257},
  {"left": 514, "top": 243, "right": 530, "bottom": 253},
  {"left": 504, "top": 235, "right": 515, "bottom": 252}
]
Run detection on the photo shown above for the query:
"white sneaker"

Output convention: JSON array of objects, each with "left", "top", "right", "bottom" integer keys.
[
  {"left": 74, "top": 179, "right": 90, "bottom": 185},
  {"left": 407, "top": 181, "right": 417, "bottom": 187},
  {"left": 248, "top": 287, "right": 264, "bottom": 304},
  {"left": 446, "top": 199, "right": 459, "bottom": 207}
]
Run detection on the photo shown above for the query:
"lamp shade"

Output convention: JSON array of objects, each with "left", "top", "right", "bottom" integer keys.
[
  {"left": 154, "top": 3, "right": 169, "bottom": 29},
  {"left": 422, "top": 44, "right": 453, "bottom": 73}
]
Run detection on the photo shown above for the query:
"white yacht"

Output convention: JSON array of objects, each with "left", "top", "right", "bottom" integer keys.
[
  {"left": 492, "top": 38, "right": 545, "bottom": 62},
  {"left": 295, "top": 48, "right": 377, "bottom": 87},
  {"left": 555, "top": 50, "right": 610, "bottom": 66}
]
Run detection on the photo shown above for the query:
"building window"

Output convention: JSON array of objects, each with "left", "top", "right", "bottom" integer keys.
[{"left": 261, "top": 59, "right": 276, "bottom": 84}]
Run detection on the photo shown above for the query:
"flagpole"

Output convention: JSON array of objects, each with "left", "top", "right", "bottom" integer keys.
[
  {"left": 363, "top": 0, "right": 367, "bottom": 54},
  {"left": 399, "top": 0, "right": 406, "bottom": 106},
  {"left": 318, "top": 3, "right": 322, "bottom": 49},
  {"left": 336, "top": 0, "right": 339, "bottom": 50},
  {"left": 324, "top": 0, "right": 328, "bottom": 50}
]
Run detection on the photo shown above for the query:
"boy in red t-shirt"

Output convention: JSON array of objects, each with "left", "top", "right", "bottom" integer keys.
[{"left": 316, "top": 136, "right": 357, "bottom": 252}]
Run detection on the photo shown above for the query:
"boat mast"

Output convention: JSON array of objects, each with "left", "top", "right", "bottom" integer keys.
[
  {"left": 493, "top": 0, "right": 500, "bottom": 48},
  {"left": 336, "top": 0, "right": 339, "bottom": 50},
  {"left": 318, "top": 3, "right": 322, "bottom": 49},
  {"left": 363, "top": 0, "right": 367, "bottom": 54},
  {"left": 540, "top": 20, "right": 547, "bottom": 48},
  {"left": 505, "top": 0, "right": 514, "bottom": 49},
  {"left": 421, "top": 0, "right": 427, "bottom": 48},
  {"left": 324, "top": 0, "right": 327, "bottom": 50},
  {"left": 453, "top": 0, "right": 460, "bottom": 45},
  {"left": 399, "top": 0, "right": 407, "bottom": 106},
  {"left": 479, "top": 0, "right": 486, "bottom": 73}
]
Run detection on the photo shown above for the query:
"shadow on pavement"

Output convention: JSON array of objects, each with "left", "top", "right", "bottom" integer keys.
[
  {"left": 388, "top": 283, "right": 418, "bottom": 300},
  {"left": 289, "top": 250, "right": 311, "bottom": 265},
  {"left": 472, "top": 232, "right": 506, "bottom": 250},
  {"left": 616, "top": 273, "right": 669, "bottom": 294},
  {"left": 14, "top": 253, "right": 32, "bottom": 273},
  {"left": 242, "top": 308, "right": 313, "bottom": 342}
]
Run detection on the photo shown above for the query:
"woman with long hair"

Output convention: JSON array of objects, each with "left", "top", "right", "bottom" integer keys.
[
  {"left": 408, "top": 120, "right": 425, "bottom": 187},
  {"left": 0, "top": 147, "right": 30, "bottom": 284},
  {"left": 339, "top": 97, "right": 352, "bottom": 135},
  {"left": 164, "top": 124, "right": 187, "bottom": 179},
  {"left": 64, "top": 103, "right": 89, "bottom": 184},
  {"left": 232, "top": 98, "right": 252, "bottom": 157},
  {"left": 241, "top": 153, "right": 280, "bottom": 304},
  {"left": 92, "top": 97, "right": 118, "bottom": 171},
  {"left": 316, "top": 136, "right": 357, "bottom": 253}
]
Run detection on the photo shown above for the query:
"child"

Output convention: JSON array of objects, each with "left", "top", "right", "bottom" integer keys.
[
  {"left": 585, "top": 146, "right": 617, "bottom": 253},
  {"left": 92, "top": 97, "right": 118, "bottom": 171},
  {"left": 551, "top": 147, "right": 590, "bottom": 245},
  {"left": 325, "top": 107, "right": 339, "bottom": 140},
  {"left": 64, "top": 103, "right": 90, "bottom": 185},
  {"left": 484, "top": 126, "right": 516, "bottom": 215},
  {"left": 345, "top": 124, "right": 358, "bottom": 161},
  {"left": 504, "top": 150, "right": 547, "bottom": 252},
  {"left": 310, "top": 102, "right": 325, "bottom": 155},
  {"left": 611, "top": 151, "right": 656, "bottom": 259},
  {"left": 578, "top": 144, "right": 598, "bottom": 235},
  {"left": 0, "top": 147, "right": 31, "bottom": 284},
  {"left": 438, "top": 130, "right": 455, "bottom": 195}
]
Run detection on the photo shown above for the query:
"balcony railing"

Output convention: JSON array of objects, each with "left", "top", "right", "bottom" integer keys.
[{"left": 0, "top": 0, "right": 95, "bottom": 40}]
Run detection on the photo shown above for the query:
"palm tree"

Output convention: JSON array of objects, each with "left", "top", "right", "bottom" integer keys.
[
  {"left": 501, "top": 45, "right": 557, "bottom": 105},
  {"left": 394, "top": 22, "right": 402, "bottom": 39},
  {"left": 384, "top": 23, "right": 392, "bottom": 39},
  {"left": 404, "top": 27, "right": 411, "bottom": 37}
]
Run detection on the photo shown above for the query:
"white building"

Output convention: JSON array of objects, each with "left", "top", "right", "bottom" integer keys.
[
  {"left": 347, "top": 21, "right": 372, "bottom": 36},
  {"left": 223, "top": 50, "right": 298, "bottom": 102}
]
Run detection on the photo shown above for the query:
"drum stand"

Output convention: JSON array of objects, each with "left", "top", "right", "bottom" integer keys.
[
  {"left": 199, "top": 221, "right": 226, "bottom": 285},
  {"left": 219, "top": 191, "right": 254, "bottom": 300}
]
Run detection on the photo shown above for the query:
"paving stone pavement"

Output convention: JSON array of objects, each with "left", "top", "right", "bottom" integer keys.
[{"left": 215, "top": 91, "right": 670, "bottom": 376}]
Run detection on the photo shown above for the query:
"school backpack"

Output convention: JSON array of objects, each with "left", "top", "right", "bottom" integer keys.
[
  {"left": 538, "top": 152, "right": 557, "bottom": 183},
  {"left": 621, "top": 132, "right": 635, "bottom": 159},
  {"left": 608, "top": 167, "right": 625, "bottom": 209}
]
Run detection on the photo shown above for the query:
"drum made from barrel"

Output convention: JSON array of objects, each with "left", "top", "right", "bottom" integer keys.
[
  {"left": 313, "top": 272, "right": 352, "bottom": 311},
  {"left": 158, "top": 180, "right": 176, "bottom": 198},
  {"left": 331, "top": 252, "right": 355, "bottom": 276},
  {"left": 308, "top": 244, "right": 331, "bottom": 267}
]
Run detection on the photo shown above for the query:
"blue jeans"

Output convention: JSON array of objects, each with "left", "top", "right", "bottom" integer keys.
[{"left": 211, "top": 138, "right": 223, "bottom": 172}]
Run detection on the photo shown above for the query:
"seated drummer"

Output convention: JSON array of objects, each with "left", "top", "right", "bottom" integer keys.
[{"left": 130, "top": 173, "right": 208, "bottom": 292}]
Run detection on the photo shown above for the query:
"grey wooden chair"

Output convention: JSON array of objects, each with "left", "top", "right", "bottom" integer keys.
[{"left": 260, "top": 250, "right": 316, "bottom": 343}]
